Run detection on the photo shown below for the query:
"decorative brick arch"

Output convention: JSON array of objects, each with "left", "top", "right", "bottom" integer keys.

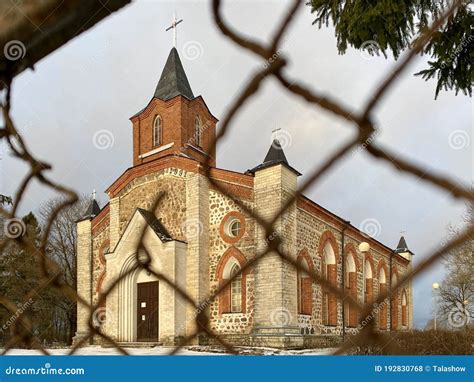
[
  {"left": 318, "top": 231, "right": 339, "bottom": 326},
  {"left": 344, "top": 243, "right": 360, "bottom": 327},
  {"left": 216, "top": 247, "right": 247, "bottom": 314},
  {"left": 96, "top": 271, "right": 106, "bottom": 308},
  {"left": 297, "top": 249, "right": 314, "bottom": 315},
  {"left": 377, "top": 259, "right": 389, "bottom": 330},
  {"left": 318, "top": 230, "right": 340, "bottom": 262},
  {"left": 98, "top": 239, "right": 110, "bottom": 265},
  {"left": 219, "top": 211, "right": 246, "bottom": 244},
  {"left": 344, "top": 243, "right": 361, "bottom": 271},
  {"left": 364, "top": 252, "right": 375, "bottom": 305}
]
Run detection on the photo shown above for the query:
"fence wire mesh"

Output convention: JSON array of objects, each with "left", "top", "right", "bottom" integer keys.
[{"left": 0, "top": 0, "right": 472, "bottom": 356}]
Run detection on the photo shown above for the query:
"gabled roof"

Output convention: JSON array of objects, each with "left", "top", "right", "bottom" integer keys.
[
  {"left": 80, "top": 199, "right": 101, "bottom": 221},
  {"left": 137, "top": 208, "right": 173, "bottom": 242},
  {"left": 154, "top": 47, "right": 194, "bottom": 101},
  {"left": 395, "top": 236, "right": 414, "bottom": 255},
  {"left": 247, "top": 139, "right": 301, "bottom": 176}
]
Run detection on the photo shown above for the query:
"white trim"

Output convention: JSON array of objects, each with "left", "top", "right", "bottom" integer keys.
[
  {"left": 139, "top": 142, "right": 174, "bottom": 159},
  {"left": 186, "top": 143, "right": 209, "bottom": 156}
]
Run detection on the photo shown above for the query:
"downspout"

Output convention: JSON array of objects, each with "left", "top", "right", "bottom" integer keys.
[{"left": 341, "top": 220, "right": 350, "bottom": 341}]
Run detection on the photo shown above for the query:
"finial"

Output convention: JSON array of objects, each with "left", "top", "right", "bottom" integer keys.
[
  {"left": 165, "top": 12, "right": 183, "bottom": 48},
  {"left": 92, "top": 189, "right": 96, "bottom": 200},
  {"left": 271, "top": 127, "right": 281, "bottom": 141},
  {"left": 400, "top": 229, "right": 406, "bottom": 236}
]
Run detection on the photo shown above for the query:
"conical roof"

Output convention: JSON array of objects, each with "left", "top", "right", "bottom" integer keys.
[
  {"left": 247, "top": 139, "right": 301, "bottom": 175},
  {"left": 154, "top": 47, "right": 194, "bottom": 101}
]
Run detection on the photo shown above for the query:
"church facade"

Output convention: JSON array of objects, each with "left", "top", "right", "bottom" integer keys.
[{"left": 75, "top": 47, "right": 414, "bottom": 349}]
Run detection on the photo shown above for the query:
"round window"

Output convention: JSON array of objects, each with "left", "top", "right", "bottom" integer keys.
[
  {"left": 229, "top": 219, "right": 241, "bottom": 237},
  {"left": 220, "top": 212, "right": 246, "bottom": 244}
]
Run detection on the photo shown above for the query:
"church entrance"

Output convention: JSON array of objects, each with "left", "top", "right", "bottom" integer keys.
[{"left": 136, "top": 281, "right": 159, "bottom": 342}]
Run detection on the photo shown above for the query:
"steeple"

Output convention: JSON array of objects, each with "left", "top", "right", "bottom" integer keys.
[
  {"left": 130, "top": 20, "right": 218, "bottom": 168},
  {"left": 395, "top": 235, "right": 414, "bottom": 261},
  {"left": 154, "top": 47, "right": 194, "bottom": 101},
  {"left": 248, "top": 139, "right": 301, "bottom": 175},
  {"left": 80, "top": 191, "right": 101, "bottom": 221}
]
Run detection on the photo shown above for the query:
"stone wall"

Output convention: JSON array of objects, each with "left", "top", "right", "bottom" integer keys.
[
  {"left": 117, "top": 168, "right": 188, "bottom": 241},
  {"left": 208, "top": 189, "right": 255, "bottom": 334}
]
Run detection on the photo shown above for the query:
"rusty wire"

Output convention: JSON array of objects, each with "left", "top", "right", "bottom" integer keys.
[{"left": 0, "top": 0, "right": 472, "bottom": 356}]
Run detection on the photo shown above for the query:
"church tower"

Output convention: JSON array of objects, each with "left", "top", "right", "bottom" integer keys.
[{"left": 130, "top": 47, "right": 218, "bottom": 167}]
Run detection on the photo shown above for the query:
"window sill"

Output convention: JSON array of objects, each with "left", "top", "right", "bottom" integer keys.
[{"left": 139, "top": 142, "right": 174, "bottom": 159}]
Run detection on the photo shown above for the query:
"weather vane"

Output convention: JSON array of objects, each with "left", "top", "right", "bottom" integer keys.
[{"left": 165, "top": 12, "right": 183, "bottom": 48}]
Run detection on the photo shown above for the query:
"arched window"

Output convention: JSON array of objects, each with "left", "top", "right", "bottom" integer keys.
[
  {"left": 378, "top": 265, "right": 388, "bottom": 330},
  {"left": 230, "top": 263, "right": 242, "bottom": 313},
  {"left": 391, "top": 271, "right": 399, "bottom": 329},
  {"left": 401, "top": 290, "right": 408, "bottom": 327},
  {"left": 216, "top": 249, "right": 247, "bottom": 315},
  {"left": 194, "top": 116, "right": 202, "bottom": 146},
  {"left": 297, "top": 253, "right": 313, "bottom": 315},
  {"left": 364, "top": 257, "right": 374, "bottom": 305},
  {"left": 153, "top": 115, "right": 162, "bottom": 147},
  {"left": 345, "top": 251, "right": 358, "bottom": 327},
  {"left": 321, "top": 242, "right": 337, "bottom": 326}
]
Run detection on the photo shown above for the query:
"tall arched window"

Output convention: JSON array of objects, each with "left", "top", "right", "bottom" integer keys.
[
  {"left": 378, "top": 265, "right": 388, "bottom": 330},
  {"left": 401, "top": 289, "right": 408, "bottom": 327},
  {"left": 364, "top": 258, "right": 374, "bottom": 305},
  {"left": 153, "top": 115, "right": 162, "bottom": 147},
  {"left": 391, "top": 271, "right": 399, "bottom": 329},
  {"left": 345, "top": 252, "right": 358, "bottom": 327},
  {"left": 194, "top": 116, "right": 202, "bottom": 146},
  {"left": 321, "top": 242, "right": 337, "bottom": 326},
  {"left": 230, "top": 263, "right": 242, "bottom": 313},
  {"left": 297, "top": 252, "right": 313, "bottom": 315},
  {"left": 216, "top": 249, "right": 247, "bottom": 315}
]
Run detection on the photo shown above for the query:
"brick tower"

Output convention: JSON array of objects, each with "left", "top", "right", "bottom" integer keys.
[{"left": 130, "top": 47, "right": 217, "bottom": 167}]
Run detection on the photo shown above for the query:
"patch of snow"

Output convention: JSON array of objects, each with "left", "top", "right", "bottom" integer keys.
[{"left": 1, "top": 346, "right": 337, "bottom": 356}]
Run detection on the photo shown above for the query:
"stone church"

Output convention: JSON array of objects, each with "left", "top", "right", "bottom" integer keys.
[{"left": 75, "top": 46, "right": 414, "bottom": 349}]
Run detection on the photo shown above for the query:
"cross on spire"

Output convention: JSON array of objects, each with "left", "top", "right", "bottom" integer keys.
[
  {"left": 400, "top": 229, "right": 406, "bottom": 236},
  {"left": 165, "top": 13, "right": 183, "bottom": 48},
  {"left": 271, "top": 127, "right": 281, "bottom": 140},
  {"left": 92, "top": 189, "right": 96, "bottom": 200}
]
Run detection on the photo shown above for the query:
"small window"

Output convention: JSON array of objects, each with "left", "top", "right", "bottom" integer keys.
[
  {"left": 229, "top": 220, "right": 241, "bottom": 237},
  {"left": 194, "top": 116, "right": 202, "bottom": 146},
  {"left": 220, "top": 212, "right": 245, "bottom": 244},
  {"left": 153, "top": 115, "right": 162, "bottom": 147},
  {"left": 230, "top": 263, "right": 242, "bottom": 313}
]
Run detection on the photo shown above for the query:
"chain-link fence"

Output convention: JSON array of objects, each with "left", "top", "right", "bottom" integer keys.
[{"left": 0, "top": 0, "right": 472, "bottom": 356}]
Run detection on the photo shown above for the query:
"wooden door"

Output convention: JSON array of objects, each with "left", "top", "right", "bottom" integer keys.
[{"left": 137, "top": 281, "right": 159, "bottom": 341}]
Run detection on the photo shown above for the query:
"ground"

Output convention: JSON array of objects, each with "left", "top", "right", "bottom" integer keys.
[{"left": 1, "top": 346, "right": 337, "bottom": 356}]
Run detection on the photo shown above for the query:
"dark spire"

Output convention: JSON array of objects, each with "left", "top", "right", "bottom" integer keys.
[
  {"left": 81, "top": 199, "right": 101, "bottom": 221},
  {"left": 247, "top": 139, "right": 301, "bottom": 175},
  {"left": 395, "top": 236, "right": 414, "bottom": 255},
  {"left": 154, "top": 47, "right": 194, "bottom": 101}
]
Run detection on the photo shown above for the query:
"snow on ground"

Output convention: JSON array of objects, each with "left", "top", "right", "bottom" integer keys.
[{"left": 1, "top": 346, "right": 337, "bottom": 356}]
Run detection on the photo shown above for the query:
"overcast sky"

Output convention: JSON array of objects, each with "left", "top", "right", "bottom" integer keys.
[{"left": 1, "top": 0, "right": 472, "bottom": 328}]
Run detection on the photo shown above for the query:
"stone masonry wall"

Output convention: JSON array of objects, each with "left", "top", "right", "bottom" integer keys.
[{"left": 208, "top": 190, "right": 255, "bottom": 334}]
